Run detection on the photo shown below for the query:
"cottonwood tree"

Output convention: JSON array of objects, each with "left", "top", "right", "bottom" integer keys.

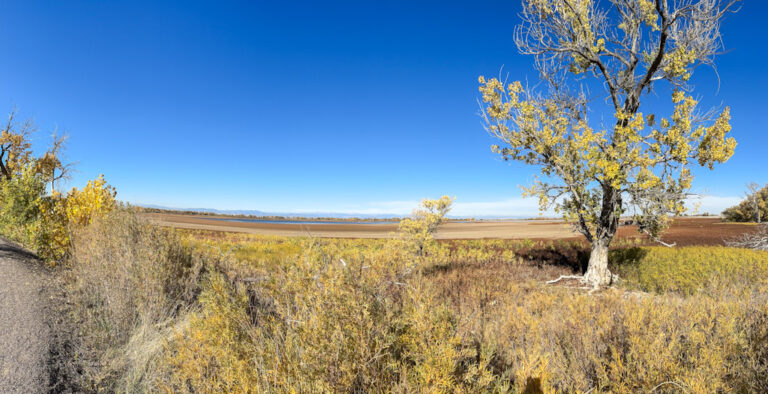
[
  {"left": 479, "top": 0, "right": 738, "bottom": 287},
  {"left": 0, "top": 108, "right": 35, "bottom": 181},
  {"left": 0, "top": 109, "right": 74, "bottom": 191}
]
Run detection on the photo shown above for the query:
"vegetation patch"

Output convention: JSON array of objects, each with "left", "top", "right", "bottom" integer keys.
[{"left": 612, "top": 246, "right": 768, "bottom": 295}]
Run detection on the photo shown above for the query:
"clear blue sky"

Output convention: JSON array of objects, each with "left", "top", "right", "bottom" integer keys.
[{"left": 1, "top": 1, "right": 765, "bottom": 216}]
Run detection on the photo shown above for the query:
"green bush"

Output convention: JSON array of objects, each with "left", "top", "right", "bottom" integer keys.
[
  {"left": 611, "top": 246, "right": 768, "bottom": 295},
  {"left": 722, "top": 184, "right": 768, "bottom": 222},
  {"left": 0, "top": 164, "right": 47, "bottom": 245}
]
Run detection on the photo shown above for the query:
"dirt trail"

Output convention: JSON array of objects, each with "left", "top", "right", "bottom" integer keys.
[{"left": 0, "top": 238, "right": 51, "bottom": 393}]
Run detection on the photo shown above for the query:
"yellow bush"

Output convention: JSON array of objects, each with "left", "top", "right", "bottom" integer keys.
[
  {"left": 163, "top": 273, "right": 261, "bottom": 392},
  {"left": 65, "top": 174, "right": 116, "bottom": 227},
  {"left": 32, "top": 175, "right": 117, "bottom": 264},
  {"left": 611, "top": 246, "right": 768, "bottom": 294}
]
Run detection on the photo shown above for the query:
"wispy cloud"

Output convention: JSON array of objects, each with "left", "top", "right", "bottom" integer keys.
[
  {"left": 281, "top": 197, "right": 551, "bottom": 217},
  {"left": 147, "top": 194, "right": 743, "bottom": 218},
  {"left": 315, "top": 194, "right": 741, "bottom": 218},
  {"left": 684, "top": 195, "right": 741, "bottom": 214}
]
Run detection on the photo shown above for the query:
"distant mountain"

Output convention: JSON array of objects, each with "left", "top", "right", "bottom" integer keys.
[{"left": 133, "top": 203, "right": 402, "bottom": 219}]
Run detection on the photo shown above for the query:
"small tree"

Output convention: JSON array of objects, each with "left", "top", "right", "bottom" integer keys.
[
  {"left": 36, "top": 131, "right": 75, "bottom": 194},
  {"left": 399, "top": 196, "right": 454, "bottom": 257},
  {"left": 479, "top": 0, "right": 738, "bottom": 287}
]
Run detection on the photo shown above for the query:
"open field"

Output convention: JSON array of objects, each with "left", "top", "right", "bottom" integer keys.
[
  {"left": 147, "top": 213, "right": 754, "bottom": 244},
  {"left": 162, "top": 223, "right": 768, "bottom": 391},
  {"left": 12, "top": 209, "right": 766, "bottom": 392}
]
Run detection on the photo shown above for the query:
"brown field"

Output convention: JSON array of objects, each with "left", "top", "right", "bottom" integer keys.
[{"left": 145, "top": 213, "right": 756, "bottom": 245}]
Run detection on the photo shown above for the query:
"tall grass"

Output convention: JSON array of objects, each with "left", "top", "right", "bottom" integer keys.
[
  {"left": 158, "top": 230, "right": 768, "bottom": 392},
  {"left": 48, "top": 216, "right": 768, "bottom": 392}
]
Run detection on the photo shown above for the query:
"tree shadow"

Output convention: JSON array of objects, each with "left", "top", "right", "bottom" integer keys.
[
  {"left": 423, "top": 244, "right": 647, "bottom": 278},
  {"left": 608, "top": 247, "right": 648, "bottom": 269},
  {"left": 523, "top": 377, "right": 543, "bottom": 394},
  {"left": 521, "top": 245, "right": 649, "bottom": 274},
  {"left": 519, "top": 245, "right": 590, "bottom": 273},
  {"left": 0, "top": 237, "right": 40, "bottom": 261}
]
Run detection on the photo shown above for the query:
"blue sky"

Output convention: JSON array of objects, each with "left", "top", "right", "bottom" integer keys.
[{"left": 0, "top": 1, "right": 765, "bottom": 217}]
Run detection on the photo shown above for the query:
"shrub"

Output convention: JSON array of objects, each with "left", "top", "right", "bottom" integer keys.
[
  {"left": 33, "top": 192, "right": 70, "bottom": 262},
  {"left": 64, "top": 210, "right": 204, "bottom": 391},
  {"left": 0, "top": 173, "right": 118, "bottom": 264},
  {"left": 611, "top": 246, "right": 768, "bottom": 295},
  {"left": 0, "top": 164, "right": 47, "bottom": 245},
  {"left": 65, "top": 174, "right": 116, "bottom": 227},
  {"left": 164, "top": 237, "right": 409, "bottom": 391},
  {"left": 161, "top": 233, "right": 768, "bottom": 392},
  {"left": 722, "top": 183, "right": 768, "bottom": 222}
]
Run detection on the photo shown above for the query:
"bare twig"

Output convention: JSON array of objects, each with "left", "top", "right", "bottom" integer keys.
[{"left": 726, "top": 224, "right": 768, "bottom": 251}]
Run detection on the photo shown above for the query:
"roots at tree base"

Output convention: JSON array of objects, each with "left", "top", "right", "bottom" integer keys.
[
  {"left": 546, "top": 243, "right": 614, "bottom": 289},
  {"left": 582, "top": 243, "right": 612, "bottom": 287}
]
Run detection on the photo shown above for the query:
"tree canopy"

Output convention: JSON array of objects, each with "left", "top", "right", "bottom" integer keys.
[
  {"left": 723, "top": 183, "right": 768, "bottom": 223},
  {"left": 479, "top": 0, "right": 738, "bottom": 287}
]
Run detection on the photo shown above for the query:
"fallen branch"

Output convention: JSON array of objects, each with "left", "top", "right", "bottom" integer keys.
[
  {"left": 726, "top": 223, "right": 768, "bottom": 251},
  {"left": 546, "top": 275, "right": 584, "bottom": 284},
  {"left": 642, "top": 228, "right": 676, "bottom": 247},
  {"left": 650, "top": 381, "right": 687, "bottom": 393}
]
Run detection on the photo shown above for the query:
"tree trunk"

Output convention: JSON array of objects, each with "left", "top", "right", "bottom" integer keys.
[{"left": 583, "top": 241, "right": 612, "bottom": 288}]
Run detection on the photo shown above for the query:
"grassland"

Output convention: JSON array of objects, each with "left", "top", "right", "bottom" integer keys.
[{"left": 39, "top": 209, "right": 767, "bottom": 392}]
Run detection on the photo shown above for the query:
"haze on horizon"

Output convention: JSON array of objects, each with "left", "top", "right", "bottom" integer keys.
[{"left": 1, "top": 1, "right": 765, "bottom": 217}]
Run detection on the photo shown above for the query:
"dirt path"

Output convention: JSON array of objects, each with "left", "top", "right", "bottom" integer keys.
[{"left": 0, "top": 238, "right": 51, "bottom": 393}]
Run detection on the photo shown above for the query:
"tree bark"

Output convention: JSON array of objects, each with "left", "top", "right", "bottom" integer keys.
[
  {"left": 582, "top": 240, "right": 612, "bottom": 287},
  {"left": 581, "top": 184, "right": 621, "bottom": 288}
]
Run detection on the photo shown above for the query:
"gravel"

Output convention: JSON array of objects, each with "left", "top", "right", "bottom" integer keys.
[{"left": 0, "top": 238, "right": 51, "bottom": 393}]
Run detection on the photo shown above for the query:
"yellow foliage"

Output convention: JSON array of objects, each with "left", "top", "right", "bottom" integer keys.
[
  {"left": 65, "top": 174, "right": 117, "bottom": 227},
  {"left": 398, "top": 196, "right": 454, "bottom": 257},
  {"left": 31, "top": 175, "right": 117, "bottom": 264},
  {"left": 479, "top": 76, "right": 735, "bottom": 240}
]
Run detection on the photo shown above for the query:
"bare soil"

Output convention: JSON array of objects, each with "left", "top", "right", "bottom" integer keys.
[{"left": 146, "top": 213, "right": 754, "bottom": 244}]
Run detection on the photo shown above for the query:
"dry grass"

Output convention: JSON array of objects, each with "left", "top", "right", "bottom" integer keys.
[
  {"left": 60, "top": 210, "right": 205, "bottom": 391},
  {"left": 52, "top": 217, "right": 768, "bottom": 392},
  {"left": 157, "top": 229, "right": 768, "bottom": 392}
]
